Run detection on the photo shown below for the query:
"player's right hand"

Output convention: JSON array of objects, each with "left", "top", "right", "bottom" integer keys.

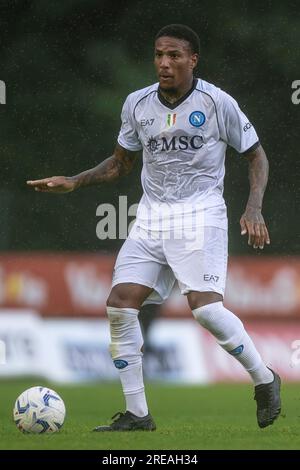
[{"left": 26, "top": 176, "right": 77, "bottom": 193}]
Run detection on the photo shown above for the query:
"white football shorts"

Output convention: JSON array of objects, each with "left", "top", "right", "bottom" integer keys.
[{"left": 111, "top": 224, "right": 228, "bottom": 304}]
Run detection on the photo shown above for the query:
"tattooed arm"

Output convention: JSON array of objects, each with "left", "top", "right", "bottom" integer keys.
[
  {"left": 27, "top": 144, "right": 138, "bottom": 193},
  {"left": 240, "top": 144, "right": 271, "bottom": 249}
]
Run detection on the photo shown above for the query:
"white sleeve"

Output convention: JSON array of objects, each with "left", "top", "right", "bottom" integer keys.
[
  {"left": 218, "top": 89, "right": 259, "bottom": 153},
  {"left": 117, "top": 95, "right": 142, "bottom": 151}
]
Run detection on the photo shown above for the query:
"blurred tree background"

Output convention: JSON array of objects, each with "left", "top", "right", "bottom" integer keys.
[{"left": 0, "top": 0, "right": 299, "bottom": 254}]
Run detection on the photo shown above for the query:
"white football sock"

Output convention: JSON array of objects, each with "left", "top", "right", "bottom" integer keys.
[
  {"left": 192, "top": 301, "right": 273, "bottom": 385},
  {"left": 107, "top": 306, "right": 148, "bottom": 417}
]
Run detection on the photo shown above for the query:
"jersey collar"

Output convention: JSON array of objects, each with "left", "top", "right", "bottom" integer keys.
[{"left": 157, "top": 77, "right": 198, "bottom": 110}]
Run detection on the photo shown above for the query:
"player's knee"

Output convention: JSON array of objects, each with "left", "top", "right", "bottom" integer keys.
[
  {"left": 187, "top": 291, "right": 223, "bottom": 310},
  {"left": 107, "top": 283, "right": 148, "bottom": 309},
  {"left": 106, "top": 286, "right": 131, "bottom": 308},
  {"left": 106, "top": 292, "right": 121, "bottom": 308}
]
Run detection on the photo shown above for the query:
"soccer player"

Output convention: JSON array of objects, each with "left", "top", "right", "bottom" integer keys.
[{"left": 27, "top": 24, "right": 281, "bottom": 431}]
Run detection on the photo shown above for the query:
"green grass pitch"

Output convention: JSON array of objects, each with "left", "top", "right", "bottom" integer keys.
[{"left": 0, "top": 379, "right": 299, "bottom": 450}]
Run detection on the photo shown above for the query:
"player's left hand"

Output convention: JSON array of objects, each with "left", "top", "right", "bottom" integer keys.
[{"left": 240, "top": 206, "right": 270, "bottom": 249}]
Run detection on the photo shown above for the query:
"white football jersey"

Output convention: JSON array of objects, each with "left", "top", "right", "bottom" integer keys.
[{"left": 118, "top": 78, "right": 259, "bottom": 231}]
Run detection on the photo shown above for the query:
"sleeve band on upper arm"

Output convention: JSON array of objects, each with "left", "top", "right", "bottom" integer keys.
[{"left": 242, "top": 140, "right": 261, "bottom": 155}]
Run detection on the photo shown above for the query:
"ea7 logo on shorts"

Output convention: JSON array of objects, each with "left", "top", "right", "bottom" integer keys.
[
  {"left": 141, "top": 118, "right": 154, "bottom": 126},
  {"left": 204, "top": 274, "right": 219, "bottom": 282}
]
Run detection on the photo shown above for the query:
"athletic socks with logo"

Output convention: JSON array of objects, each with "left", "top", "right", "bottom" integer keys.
[
  {"left": 107, "top": 306, "right": 148, "bottom": 417},
  {"left": 192, "top": 301, "right": 274, "bottom": 385}
]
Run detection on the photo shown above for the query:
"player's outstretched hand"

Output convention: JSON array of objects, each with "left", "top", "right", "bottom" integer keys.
[
  {"left": 26, "top": 176, "right": 77, "bottom": 193},
  {"left": 240, "top": 206, "right": 270, "bottom": 250}
]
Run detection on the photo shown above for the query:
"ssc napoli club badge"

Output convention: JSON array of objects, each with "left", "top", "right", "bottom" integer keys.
[{"left": 189, "top": 111, "right": 206, "bottom": 127}]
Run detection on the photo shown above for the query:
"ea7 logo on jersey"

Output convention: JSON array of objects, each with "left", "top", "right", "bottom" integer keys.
[
  {"left": 204, "top": 274, "right": 219, "bottom": 282},
  {"left": 243, "top": 122, "right": 252, "bottom": 132},
  {"left": 141, "top": 118, "right": 155, "bottom": 126}
]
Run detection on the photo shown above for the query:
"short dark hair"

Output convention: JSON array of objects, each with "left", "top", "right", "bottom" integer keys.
[{"left": 155, "top": 24, "right": 200, "bottom": 55}]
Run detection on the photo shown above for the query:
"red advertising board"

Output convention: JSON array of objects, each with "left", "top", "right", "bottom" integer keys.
[{"left": 0, "top": 253, "right": 299, "bottom": 318}]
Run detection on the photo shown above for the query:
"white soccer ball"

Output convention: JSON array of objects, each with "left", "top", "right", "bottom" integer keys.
[{"left": 13, "top": 386, "right": 66, "bottom": 433}]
